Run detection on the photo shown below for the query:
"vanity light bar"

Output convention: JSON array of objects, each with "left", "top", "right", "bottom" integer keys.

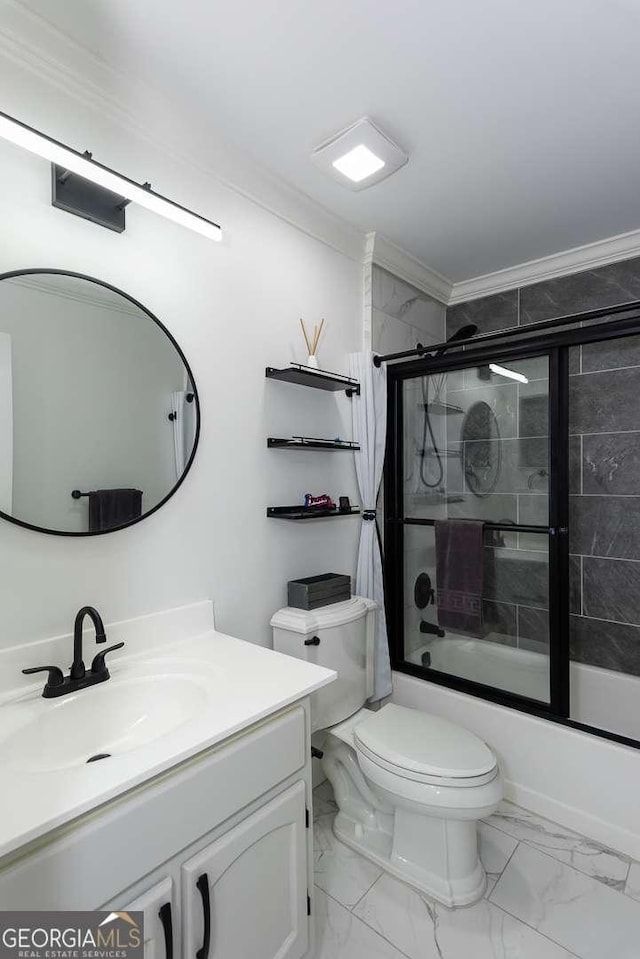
[
  {"left": 0, "top": 110, "right": 222, "bottom": 241},
  {"left": 489, "top": 363, "right": 529, "bottom": 384}
]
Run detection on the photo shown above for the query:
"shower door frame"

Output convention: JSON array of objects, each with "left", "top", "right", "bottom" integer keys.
[{"left": 384, "top": 306, "right": 640, "bottom": 751}]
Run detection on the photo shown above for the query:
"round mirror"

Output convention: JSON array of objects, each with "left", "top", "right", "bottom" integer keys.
[{"left": 0, "top": 269, "right": 199, "bottom": 535}]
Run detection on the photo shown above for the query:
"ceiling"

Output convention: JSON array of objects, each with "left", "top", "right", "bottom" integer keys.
[{"left": 14, "top": 0, "right": 640, "bottom": 282}]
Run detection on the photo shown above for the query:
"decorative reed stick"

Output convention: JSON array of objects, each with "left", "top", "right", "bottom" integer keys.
[
  {"left": 300, "top": 318, "right": 312, "bottom": 354},
  {"left": 311, "top": 317, "right": 325, "bottom": 355}
]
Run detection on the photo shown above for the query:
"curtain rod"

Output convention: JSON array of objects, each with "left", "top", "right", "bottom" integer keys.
[{"left": 372, "top": 298, "right": 640, "bottom": 367}]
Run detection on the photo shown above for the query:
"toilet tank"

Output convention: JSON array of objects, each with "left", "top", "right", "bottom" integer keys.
[{"left": 271, "top": 596, "right": 377, "bottom": 732}]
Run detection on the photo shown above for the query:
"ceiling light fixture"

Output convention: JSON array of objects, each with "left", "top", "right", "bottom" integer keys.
[
  {"left": 312, "top": 117, "right": 407, "bottom": 191},
  {"left": 489, "top": 363, "right": 529, "bottom": 384},
  {"left": 332, "top": 144, "right": 385, "bottom": 183},
  {"left": 0, "top": 109, "right": 222, "bottom": 240}
]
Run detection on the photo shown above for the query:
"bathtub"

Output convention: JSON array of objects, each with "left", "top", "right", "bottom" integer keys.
[{"left": 407, "top": 636, "right": 640, "bottom": 741}]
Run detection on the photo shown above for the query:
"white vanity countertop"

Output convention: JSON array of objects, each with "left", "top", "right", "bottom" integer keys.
[{"left": 0, "top": 623, "right": 335, "bottom": 861}]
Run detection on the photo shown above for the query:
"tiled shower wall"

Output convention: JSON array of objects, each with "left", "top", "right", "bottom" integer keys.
[
  {"left": 372, "top": 265, "right": 446, "bottom": 354},
  {"left": 447, "top": 255, "right": 640, "bottom": 678},
  {"left": 371, "top": 265, "right": 446, "bottom": 652}
]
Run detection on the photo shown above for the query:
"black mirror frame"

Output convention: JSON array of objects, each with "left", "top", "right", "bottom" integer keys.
[{"left": 0, "top": 267, "right": 201, "bottom": 537}]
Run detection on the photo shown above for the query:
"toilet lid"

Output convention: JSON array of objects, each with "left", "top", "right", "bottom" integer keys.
[{"left": 354, "top": 704, "right": 496, "bottom": 781}]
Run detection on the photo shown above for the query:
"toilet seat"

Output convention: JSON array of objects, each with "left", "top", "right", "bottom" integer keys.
[{"left": 354, "top": 704, "right": 498, "bottom": 788}]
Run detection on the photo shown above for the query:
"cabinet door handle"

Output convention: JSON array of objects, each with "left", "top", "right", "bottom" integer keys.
[
  {"left": 158, "top": 902, "right": 173, "bottom": 959},
  {"left": 196, "top": 873, "right": 211, "bottom": 959}
]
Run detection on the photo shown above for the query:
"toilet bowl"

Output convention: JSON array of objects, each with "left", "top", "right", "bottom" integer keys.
[
  {"left": 323, "top": 704, "right": 502, "bottom": 906},
  {"left": 271, "top": 596, "right": 503, "bottom": 906}
]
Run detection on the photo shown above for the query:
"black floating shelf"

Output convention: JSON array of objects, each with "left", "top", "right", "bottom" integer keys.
[
  {"left": 268, "top": 436, "right": 360, "bottom": 452},
  {"left": 267, "top": 505, "right": 361, "bottom": 521},
  {"left": 266, "top": 364, "right": 360, "bottom": 396}
]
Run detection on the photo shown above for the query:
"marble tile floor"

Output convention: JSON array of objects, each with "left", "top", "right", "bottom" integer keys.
[{"left": 312, "top": 779, "right": 640, "bottom": 959}]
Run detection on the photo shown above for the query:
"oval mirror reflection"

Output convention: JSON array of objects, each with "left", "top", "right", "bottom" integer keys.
[{"left": 0, "top": 270, "right": 199, "bottom": 535}]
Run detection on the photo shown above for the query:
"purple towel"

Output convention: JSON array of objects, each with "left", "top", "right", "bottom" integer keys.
[{"left": 434, "top": 520, "right": 484, "bottom": 636}]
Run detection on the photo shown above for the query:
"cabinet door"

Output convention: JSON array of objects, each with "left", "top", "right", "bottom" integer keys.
[
  {"left": 123, "top": 877, "right": 175, "bottom": 959},
  {"left": 182, "top": 781, "right": 308, "bottom": 959}
]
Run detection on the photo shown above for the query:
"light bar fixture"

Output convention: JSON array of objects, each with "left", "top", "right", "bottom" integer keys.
[
  {"left": 0, "top": 109, "right": 222, "bottom": 241},
  {"left": 489, "top": 363, "right": 529, "bottom": 384}
]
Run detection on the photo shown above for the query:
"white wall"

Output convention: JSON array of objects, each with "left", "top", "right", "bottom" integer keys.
[{"left": 0, "top": 42, "right": 364, "bottom": 649}]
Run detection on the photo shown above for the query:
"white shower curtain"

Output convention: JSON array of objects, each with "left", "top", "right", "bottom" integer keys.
[
  {"left": 171, "top": 390, "right": 197, "bottom": 479},
  {"left": 349, "top": 352, "right": 391, "bottom": 701}
]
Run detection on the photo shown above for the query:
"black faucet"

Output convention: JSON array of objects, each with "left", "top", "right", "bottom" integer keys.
[
  {"left": 71, "top": 606, "right": 107, "bottom": 679},
  {"left": 23, "top": 606, "right": 124, "bottom": 698}
]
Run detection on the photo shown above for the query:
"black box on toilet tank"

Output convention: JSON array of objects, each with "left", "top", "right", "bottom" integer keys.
[{"left": 287, "top": 573, "right": 351, "bottom": 610}]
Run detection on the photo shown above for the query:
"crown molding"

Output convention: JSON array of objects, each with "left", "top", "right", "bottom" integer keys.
[
  {"left": 449, "top": 227, "right": 640, "bottom": 305},
  {"left": 0, "top": 0, "right": 367, "bottom": 264},
  {"left": 371, "top": 233, "right": 452, "bottom": 304}
]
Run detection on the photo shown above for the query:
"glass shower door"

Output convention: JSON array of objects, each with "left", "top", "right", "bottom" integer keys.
[{"left": 396, "top": 354, "right": 554, "bottom": 704}]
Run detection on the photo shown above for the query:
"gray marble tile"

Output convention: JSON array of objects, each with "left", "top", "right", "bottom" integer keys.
[
  {"left": 314, "top": 813, "right": 383, "bottom": 908},
  {"left": 582, "top": 557, "right": 640, "bottom": 625},
  {"left": 519, "top": 393, "right": 548, "bottom": 437},
  {"left": 446, "top": 382, "right": 518, "bottom": 443},
  {"left": 482, "top": 600, "right": 517, "bottom": 646},
  {"left": 314, "top": 887, "right": 408, "bottom": 959},
  {"left": 372, "top": 308, "right": 417, "bottom": 355},
  {"left": 625, "top": 862, "right": 640, "bottom": 902},
  {"left": 447, "top": 493, "right": 518, "bottom": 525},
  {"left": 518, "top": 605, "right": 550, "bottom": 647},
  {"left": 354, "top": 872, "right": 577, "bottom": 959},
  {"left": 583, "top": 432, "right": 640, "bottom": 495},
  {"left": 518, "top": 437, "right": 549, "bottom": 473},
  {"left": 490, "top": 843, "right": 640, "bottom": 959},
  {"left": 582, "top": 332, "right": 640, "bottom": 373},
  {"left": 373, "top": 266, "right": 445, "bottom": 342},
  {"left": 569, "top": 555, "right": 582, "bottom": 614},
  {"left": 484, "top": 548, "right": 549, "bottom": 608},
  {"left": 446, "top": 290, "right": 518, "bottom": 338},
  {"left": 486, "top": 802, "right": 631, "bottom": 889},
  {"left": 518, "top": 493, "right": 549, "bottom": 526},
  {"left": 569, "top": 614, "right": 640, "bottom": 677},
  {"left": 570, "top": 496, "right": 640, "bottom": 559},
  {"left": 569, "top": 435, "right": 582, "bottom": 493},
  {"left": 519, "top": 257, "right": 640, "bottom": 325},
  {"left": 569, "top": 345, "right": 581, "bottom": 375},
  {"left": 458, "top": 439, "right": 548, "bottom": 498},
  {"left": 569, "top": 367, "right": 640, "bottom": 434}
]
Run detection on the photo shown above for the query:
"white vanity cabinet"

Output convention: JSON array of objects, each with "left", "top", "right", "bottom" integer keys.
[
  {"left": 181, "top": 781, "right": 308, "bottom": 959},
  {"left": 123, "top": 877, "right": 176, "bottom": 959},
  {"left": 0, "top": 702, "right": 316, "bottom": 959}
]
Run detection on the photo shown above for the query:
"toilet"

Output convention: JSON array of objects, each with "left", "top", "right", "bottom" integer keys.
[{"left": 271, "top": 596, "right": 503, "bottom": 907}]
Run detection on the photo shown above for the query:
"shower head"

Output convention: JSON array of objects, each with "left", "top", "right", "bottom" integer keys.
[{"left": 434, "top": 323, "right": 478, "bottom": 356}]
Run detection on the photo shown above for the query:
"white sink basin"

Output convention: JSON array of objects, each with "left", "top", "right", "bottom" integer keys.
[{"left": 0, "top": 662, "right": 211, "bottom": 772}]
